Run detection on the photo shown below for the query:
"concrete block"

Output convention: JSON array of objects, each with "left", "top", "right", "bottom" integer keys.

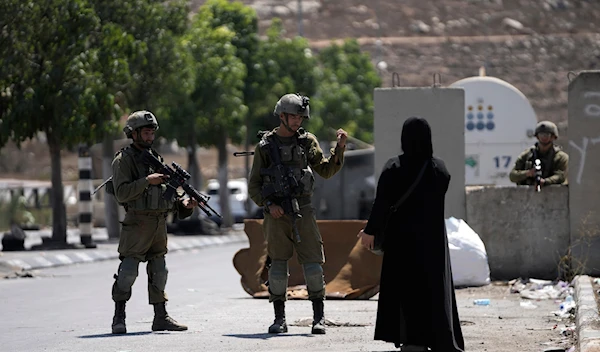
[
  {"left": 374, "top": 86, "right": 466, "bottom": 219},
  {"left": 568, "top": 71, "right": 600, "bottom": 275},
  {"left": 466, "top": 185, "right": 569, "bottom": 279}
]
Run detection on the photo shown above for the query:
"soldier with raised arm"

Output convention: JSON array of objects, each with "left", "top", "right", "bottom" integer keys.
[{"left": 248, "top": 93, "right": 348, "bottom": 335}]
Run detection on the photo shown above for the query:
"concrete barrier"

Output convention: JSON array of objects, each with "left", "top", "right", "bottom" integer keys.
[
  {"left": 466, "top": 185, "right": 570, "bottom": 280},
  {"left": 234, "top": 185, "right": 574, "bottom": 294},
  {"left": 568, "top": 71, "right": 600, "bottom": 276}
]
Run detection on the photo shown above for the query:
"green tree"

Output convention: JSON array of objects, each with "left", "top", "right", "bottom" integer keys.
[
  {"left": 0, "top": 0, "right": 113, "bottom": 244},
  {"left": 163, "top": 12, "right": 247, "bottom": 227},
  {"left": 155, "top": 41, "right": 201, "bottom": 193},
  {"left": 249, "top": 19, "right": 321, "bottom": 135},
  {"left": 309, "top": 39, "right": 381, "bottom": 144},
  {"left": 87, "top": 5, "right": 136, "bottom": 240},
  {"left": 88, "top": 0, "right": 190, "bottom": 238},
  {"left": 161, "top": 0, "right": 255, "bottom": 198},
  {"left": 179, "top": 2, "right": 320, "bottom": 222},
  {"left": 93, "top": 0, "right": 190, "bottom": 111},
  {"left": 198, "top": 0, "right": 259, "bottom": 211}
]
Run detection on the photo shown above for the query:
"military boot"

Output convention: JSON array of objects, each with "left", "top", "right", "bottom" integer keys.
[
  {"left": 151, "top": 302, "right": 188, "bottom": 331},
  {"left": 311, "top": 299, "right": 326, "bottom": 334},
  {"left": 268, "top": 300, "right": 288, "bottom": 333},
  {"left": 111, "top": 301, "right": 127, "bottom": 334}
]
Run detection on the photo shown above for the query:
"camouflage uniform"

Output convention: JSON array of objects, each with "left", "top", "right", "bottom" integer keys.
[
  {"left": 509, "top": 121, "right": 569, "bottom": 186},
  {"left": 248, "top": 93, "right": 345, "bottom": 335},
  {"left": 110, "top": 110, "right": 193, "bottom": 334}
]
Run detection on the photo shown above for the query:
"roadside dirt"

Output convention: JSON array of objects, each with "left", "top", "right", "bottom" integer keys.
[{"left": 457, "top": 282, "right": 575, "bottom": 351}]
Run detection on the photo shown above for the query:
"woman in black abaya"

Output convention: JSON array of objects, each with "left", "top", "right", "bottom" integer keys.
[{"left": 358, "top": 117, "right": 465, "bottom": 352}]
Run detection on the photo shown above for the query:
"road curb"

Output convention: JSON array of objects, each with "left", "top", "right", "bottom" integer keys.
[
  {"left": 575, "top": 275, "right": 600, "bottom": 352},
  {"left": 0, "top": 232, "right": 248, "bottom": 274}
]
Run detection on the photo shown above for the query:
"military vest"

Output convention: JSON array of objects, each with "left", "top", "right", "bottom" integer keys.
[
  {"left": 260, "top": 129, "right": 315, "bottom": 198},
  {"left": 522, "top": 144, "right": 563, "bottom": 184},
  {"left": 115, "top": 146, "right": 176, "bottom": 211}
]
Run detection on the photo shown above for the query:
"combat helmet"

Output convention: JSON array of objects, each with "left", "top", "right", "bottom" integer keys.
[
  {"left": 535, "top": 120, "right": 558, "bottom": 138},
  {"left": 274, "top": 93, "right": 310, "bottom": 119},
  {"left": 123, "top": 110, "right": 159, "bottom": 138}
]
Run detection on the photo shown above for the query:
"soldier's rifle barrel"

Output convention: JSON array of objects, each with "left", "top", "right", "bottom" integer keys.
[
  {"left": 534, "top": 158, "right": 542, "bottom": 193},
  {"left": 92, "top": 176, "right": 112, "bottom": 195},
  {"left": 233, "top": 151, "right": 254, "bottom": 157}
]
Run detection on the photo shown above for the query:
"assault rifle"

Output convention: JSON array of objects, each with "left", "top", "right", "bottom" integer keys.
[
  {"left": 142, "top": 150, "right": 222, "bottom": 218},
  {"left": 530, "top": 147, "right": 543, "bottom": 192},
  {"left": 234, "top": 133, "right": 303, "bottom": 243},
  {"left": 260, "top": 158, "right": 303, "bottom": 243},
  {"left": 534, "top": 158, "right": 542, "bottom": 192}
]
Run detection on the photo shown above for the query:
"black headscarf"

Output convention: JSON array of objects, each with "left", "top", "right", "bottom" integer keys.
[{"left": 401, "top": 116, "right": 433, "bottom": 160}]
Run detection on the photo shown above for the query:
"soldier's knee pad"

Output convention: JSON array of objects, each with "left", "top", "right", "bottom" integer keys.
[
  {"left": 268, "top": 260, "right": 289, "bottom": 295},
  {"left": 116, "top": 257, "right": 140, "bottom": 291},
  {"left": 149, "top": 256, "right": 168, "bottom": 291},
  {"left": 270, "top": 260, "right": 288, "bottom": 279},
  {"left": 302, "top": 263, "right": 324, "bottom": 293}
]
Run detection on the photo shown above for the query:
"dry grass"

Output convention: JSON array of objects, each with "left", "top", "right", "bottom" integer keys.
[{"left": 558, "top": 212, "right": 600, "bottom": 282}]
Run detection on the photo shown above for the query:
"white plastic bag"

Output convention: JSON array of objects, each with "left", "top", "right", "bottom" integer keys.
[{"left": 445, "top": 217, "right": 491, "bottom": 287}]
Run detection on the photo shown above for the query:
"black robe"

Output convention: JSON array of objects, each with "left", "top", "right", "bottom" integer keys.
[{"left": 364, "top": 117, "right": 465, "bottom": 351}]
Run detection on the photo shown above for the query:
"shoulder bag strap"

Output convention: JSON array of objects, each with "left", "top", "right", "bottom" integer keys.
[{"left": 390, "top": 160, "right": 429, "bottom": 213}]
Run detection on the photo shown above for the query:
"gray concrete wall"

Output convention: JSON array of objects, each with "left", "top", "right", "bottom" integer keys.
[
  {"left": 374, "top": 87, "right": 466, "bottom": 219},
  {"left": 568, "top": 71, "right": 600, "bottom": 275},
  {"left": 466, "top": 185, "right": 570, "bottom": 280},
  {"left": 311, "top": 165, "right": 584, "bottom": 280}
]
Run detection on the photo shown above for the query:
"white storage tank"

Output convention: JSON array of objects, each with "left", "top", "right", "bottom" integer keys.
[{"left": 450, "top": 70, "right": 537, "bottom": 185}]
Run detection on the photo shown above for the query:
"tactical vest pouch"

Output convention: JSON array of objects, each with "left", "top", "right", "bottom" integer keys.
[
  {"left": 299, "top": 168, "right": 315, "bottom": 195},
  {"left": 280, "top": 145, "right": 293, "bottom": 162},
  {"left": 261, "top": 183, "right": 278, "bottom": 199},
  {"left": 149, "top": 185, "right": 161, "bottom": 209},
  {"left": 293, "top": 145, "right": 304, "bottom": 161}
]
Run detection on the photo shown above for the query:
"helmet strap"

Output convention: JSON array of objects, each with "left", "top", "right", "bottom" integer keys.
[{"left": 281, "top": 113, "right": 295, "bottom": 133}]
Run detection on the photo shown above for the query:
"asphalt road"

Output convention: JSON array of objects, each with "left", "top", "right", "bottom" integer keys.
[{"left": 0, "top": 242, "right": 573, "bottom": 352}]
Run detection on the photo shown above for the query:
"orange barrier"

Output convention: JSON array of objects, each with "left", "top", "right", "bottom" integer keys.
[{"left": 232, "top": 219, "right": 383, "bottom": 300}]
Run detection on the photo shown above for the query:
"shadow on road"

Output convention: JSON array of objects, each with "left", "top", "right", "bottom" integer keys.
[
  {"left": 78, "top": 331, "right": 153, "bottom": 338},
  {"left": 224, "top": 333, "right": 312, "bottom": 340}
]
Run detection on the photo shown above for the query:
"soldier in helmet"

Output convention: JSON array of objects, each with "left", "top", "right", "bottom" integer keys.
[
  {"left": 509, "top": 120, "right": 569, "bottom": 187},
  {"left": 248, "top": 93, "right": 348, "bottom": 335},
  {"left": 109, "top": 110, "right": 198, "bottom": 334}
]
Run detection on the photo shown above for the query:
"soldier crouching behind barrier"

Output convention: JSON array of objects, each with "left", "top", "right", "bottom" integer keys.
[
  {"left": 509, "top": 120, "right": 569, "bottom": 190},
  {"left": 108, "top": 111, "right": 198, "bottom": 334},
  {"left": 247, "top": 93, "right": 348, "bottom": 335}
]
